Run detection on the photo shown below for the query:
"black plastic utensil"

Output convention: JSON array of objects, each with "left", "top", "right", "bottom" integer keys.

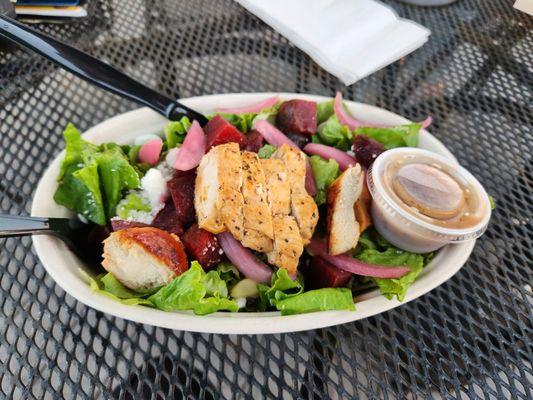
[
  {"left": 0, "top": 214, "right": 109, "bottom": 265},
  {"left": 0, "top": 15, "right": 208, "bottom": 125}
]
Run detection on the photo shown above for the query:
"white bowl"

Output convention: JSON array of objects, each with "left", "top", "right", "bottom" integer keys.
[{"left": 31, "top": 93, "right": 475, "bottom": 334}]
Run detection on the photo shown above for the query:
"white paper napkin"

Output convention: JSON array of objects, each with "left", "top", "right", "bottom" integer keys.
[{"left": 235, "top": 0, "right": 430, "bottom": 85}]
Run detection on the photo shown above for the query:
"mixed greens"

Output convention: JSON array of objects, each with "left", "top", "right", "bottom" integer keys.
[{"left": 56, "top": 94, "right": 435, "bottom": 316}]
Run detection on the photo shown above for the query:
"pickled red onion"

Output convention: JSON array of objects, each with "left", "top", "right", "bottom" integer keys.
[
  {"left": 138, "top": 138, "right": 163, "bottom": 165},
  {"left": 307, "top": 238, "right": 411, "bottom": 278},
  {"left": 217, "top": 232, "right": 272, "bottom": 283},
  {"left": 216, "top": 96, "right": 279, "bottom": 114},
  {"left": 303, "top": 143, "right": 356, "bottom": 171},
  {"left": 173, "top": 121, "right": 206, "bottom": 171}
]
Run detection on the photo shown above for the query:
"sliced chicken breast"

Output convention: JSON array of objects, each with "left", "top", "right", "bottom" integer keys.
[
  {"left": 195, "top": 148, "right": 225, "bottom": 233},
  {"left": 267, "top": 215, "right": 303, "bottom": 276},
  {"left": 272, "top": 144, "right": 318, "bottom": 244},
  {"left": 240, "top": 151, "right": 274, "bottom": 251},
  {"left": 327, "top": 164, "right": 364, "bottom": 255},
  {"left": 261, "top": 158, "right": 291, "bottom": 216},
  {"left": 217, "top": 143, "right": 245, "bottom": 240},
  {"left": 102, "top": 227, "right": 188, "bottom": 290},
  {"left": 272, "top": 144, "right": 306, "bottom": 192}
]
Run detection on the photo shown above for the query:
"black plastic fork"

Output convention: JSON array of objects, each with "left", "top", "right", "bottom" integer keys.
[
  {"left": 0, "top": 214, "right": 108, "bottom": 264},
  {"left": 0, "top": 15, "right": 208, "bottom": 125}
]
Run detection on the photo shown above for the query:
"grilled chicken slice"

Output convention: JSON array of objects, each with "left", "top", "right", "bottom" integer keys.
[
  {"left": 102, "top": 227, "right": 188, "bottom": 290},
  {"left": 273, "top": 144, "right": 318, "bottom": 244},
  {"left": 261, "top": 158, "right": 291, "bottom": 216},
  {"left": 195, "top": 148, "right": 225, "bottom": 233},
  {"left": 217, "top": 143, "right": 245, "bottom": 240},
  {"left": 327, "top": 164, "right": 364, "bottom": 255},
  {"left": 267, "top": 215, "right": 303, "bottom": 276},
  {"left": 272, "top": 144, "right": 306, "bottom": 192},
  {"left": 240, "top": 151, "right": 274, "bottom": 251}
]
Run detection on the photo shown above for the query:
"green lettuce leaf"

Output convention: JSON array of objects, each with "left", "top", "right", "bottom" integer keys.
[
  {"left": 216, "top": 262, "right": 240, "bottom": 288},
  {"left": 317, "top": 115, "right": 354, "bottom": 150},
  {"left": 309, "top": 155, "right": 339, "bottom": 206},
  {"left": 54, "top": 124, "right": 141, "bottom": 224},
  {"left": 80, "top": 270, "right": 152, "bottom": 306},
  {"left": 252, "top": 103, "right": 281, "bottom": 125},
  {"left": 257, "top": 144, "right": 277, "bottom": 159},
  {"left": 274, "top": 288, "right": 355, "bottom": 315},
  {"left": 116, "top": 193, "right": 151, "bottom": 220},
  {"left": 316, "top": 100, "right": 334, "bottom": 124},
  {"left": 58, "top": 123, "right": 99, "bottom": 180},
  {"left": 95, "top": 147, "right": 141, "bottom": 217},
  {"left": 216, "top": 112, "right": 255, "bottom": 133},
  {"left": 148, "top": 262, "right": 239, "bottom": 315},
  {"left": 165, "top": 116, "right": 192, "bottom": 148},
  {"left": 54, "top": 160, "right": 107, "bottom": 225},
  {"left": 257, "top": 269, "right": 354, "bottom": 315},
  {"left": 357, "top": 248, "right": 424, "bottom": 301},
  {"left": 355, "top": 123, "right": 421, "bottom": 149}
]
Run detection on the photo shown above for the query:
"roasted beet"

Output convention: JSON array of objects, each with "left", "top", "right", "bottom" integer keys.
[
  {"left": 181, "top": 224, "right": 223, "bottom": 269},
  {"left": 152, "top": 199, "right": 184, "bottom": 235},
  {"left": 287, "top": 132, "right": 310, "bottom": 149},
  {"left": 111, "top": 219, "right": 150, "bottom": 231},
  {"left": 352, "top": 135, "right": 385, "bottom": 168},
  {"left": 305, "top": 256, "right": 352, "bottom": 289},
  {"left": 243, "top": 129, "right": 265, "bottom": 152},
  {"left": 167, "top": 171, "right": 196, "bottom": 227},
  {"left": 204, "top": 115, "right": 246, "bottom": 150},
  {"left": 276, "top": 100, "right": 317, "bottom": 136}
]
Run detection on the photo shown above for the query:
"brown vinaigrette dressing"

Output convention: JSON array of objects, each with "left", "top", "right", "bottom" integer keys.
[{"left": 381, "top": 156, "right": 485, "bottom": 229}]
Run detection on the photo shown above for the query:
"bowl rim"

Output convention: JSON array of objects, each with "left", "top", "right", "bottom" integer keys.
[{"left": 31, "top": 92, "right": 475, "bottom": 334}]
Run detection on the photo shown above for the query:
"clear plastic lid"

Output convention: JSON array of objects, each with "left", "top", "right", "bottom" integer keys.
[{"left": 367, "top": 148, "right": 491, "bottom": 243}]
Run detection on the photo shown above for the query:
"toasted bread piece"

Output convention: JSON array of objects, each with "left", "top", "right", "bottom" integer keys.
[
  {"left": 102, "top": 227, "right": 188, "bottom": 290},
  {"left": 354, "top": 180, "right": 372, "bottom": 234},
  {"left": 261, "top": 158, "right": 291, "bottom": 216},
  {"left": 327, "top": 164, "right": 364, "bottom": 255},
  {"left": 195, "top": 148, "right": 225, "bottom": 233},
  {"left": 267, "top": 215, "right": 303, "bottom": 276},
  {"left": 217, "top": 143, "right": 245, "bottom": 240}
]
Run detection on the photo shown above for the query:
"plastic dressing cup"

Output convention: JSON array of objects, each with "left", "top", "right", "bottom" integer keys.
[{"left": 366, "top": 148, "right": 491, "bottom": 253}]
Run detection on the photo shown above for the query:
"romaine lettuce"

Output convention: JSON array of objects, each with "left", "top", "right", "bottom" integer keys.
[
  {"left": 316, "top": 100, "right": 334, "bottom": 124},
  {"left": 316, "top": 115, "right": 354, "bottom": 150},
  {"left": 354, "top": 123, "right": 421, "bottom": 149},
  {"left": 164, "top": 116, "right": 192, "bottom": 148},
  {"left": 309, "top": 155, "right": 339, "bottom": 206},
  {"left": 257, "top": 144, "right": 277, "bottom": 159}
]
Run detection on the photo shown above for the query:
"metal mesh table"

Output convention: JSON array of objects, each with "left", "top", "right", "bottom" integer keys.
[{"left": 0, "top": 0, "right": 531, "bottom": 398}]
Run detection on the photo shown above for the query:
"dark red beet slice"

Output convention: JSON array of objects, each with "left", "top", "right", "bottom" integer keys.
[
  {"left": 204, "top": 115, "right": 246, "bottom": 150},
  {"left": 111, "top": 219, "right": 150, "bottom": 231},
  {"left": 152, "top": 199, "right": 184, "bottom": 235},
  {"left": 352, "top": 135, "right": 385, "bottom": 168},
  {"left": 243, "top": 129, "right": 265, "bottom": 152},
  {"left": 305, "top": 256, "right": 352, "bottom": 289},
  {"left": 167, "top": 171, "right": 196, "bottom": 227},
  {"left": 276, "top": 100, "right": 317, "bottom": 136},
  {"left": 181, "top": 224, "right": 223, "bottom": 270}
]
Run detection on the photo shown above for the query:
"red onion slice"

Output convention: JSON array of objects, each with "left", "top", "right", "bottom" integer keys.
[
  {"left": 216, "top": 96, "right": 279, "bottom": 114},
  {"left": 303, "top": 143, "right": 356, "bottom": 171},
  {"left": 173, "top": 121, "right": 206, "bottom": 171},
  {"left": 335, "top": 91, "right": 432, "bottom": 130},
  {"left": 307, "top": 238, "right": 411, "bottom": 279},
  {"left": 419, "top": 116, "right": 432, "bottom": 129},
  {"left": 217, "top": 232, "right": 272, "bottom": 284},
  {"left": 253, "top": 119, "right": 317, "bottom": 196},
  {"left": 138, "top": 138, "right": 163, "bottom": 165}
]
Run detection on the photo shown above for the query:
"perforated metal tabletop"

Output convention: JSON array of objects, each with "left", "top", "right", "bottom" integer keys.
[{"left": 0, "top": 0, "right": 532, "bottom": 398}]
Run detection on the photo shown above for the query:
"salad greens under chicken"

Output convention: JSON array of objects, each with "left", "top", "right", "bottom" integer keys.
[{"left": 55, "top": 93, "right": 434, "bottom": 316}]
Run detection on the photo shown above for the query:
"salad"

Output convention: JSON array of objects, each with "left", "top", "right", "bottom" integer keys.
[{"left": 54, "top": 93, "right": 436, "bottom": 316}]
